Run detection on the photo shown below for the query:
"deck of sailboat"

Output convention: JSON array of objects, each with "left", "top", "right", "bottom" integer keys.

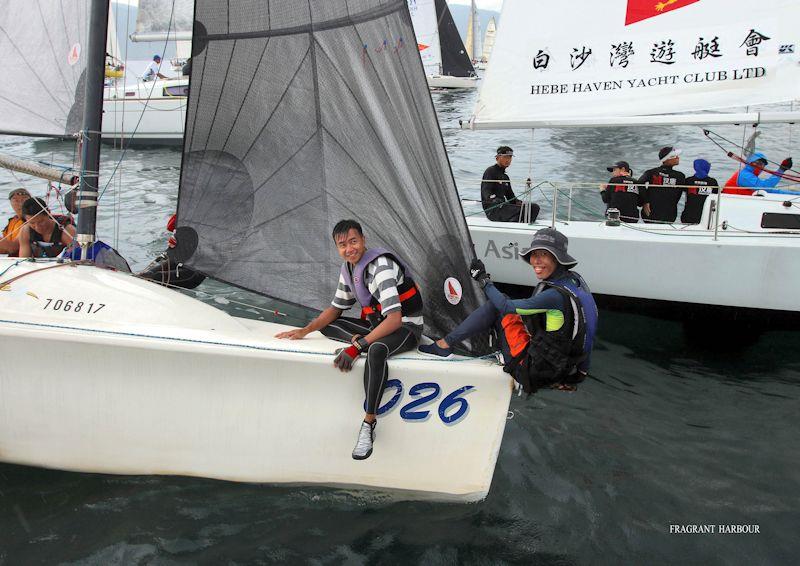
[{"left": 0, "top": 258, "right": 512, "bottom": 501}]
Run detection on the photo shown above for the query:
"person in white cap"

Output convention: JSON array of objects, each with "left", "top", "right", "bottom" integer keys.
[
  {"left": 480, "top": 146, "right": 540, "bottom": 223},
  {"left": 637, "top": 145, "right": 686, "bottom": 223}
]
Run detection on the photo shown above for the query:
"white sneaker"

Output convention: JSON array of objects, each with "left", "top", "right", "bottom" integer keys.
[{"left": 352, "top": 420, "right": 376, "bottom": 460}]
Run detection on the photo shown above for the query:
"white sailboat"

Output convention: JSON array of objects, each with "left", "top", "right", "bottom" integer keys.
[
  {"left": 102, "top": 0, "right": 191, "bottom": 146},
  {"left": 0, "top": 0, "right": 511, "bottom": 502},
  {"left": 409, "top": 0, "right": 479, "bottom": 89},
  {"left": 465, "top": 0, "right": 482, "bottom": 68},
  {"left": 465, "top": 0, "right": 800, "bottom": 321}
]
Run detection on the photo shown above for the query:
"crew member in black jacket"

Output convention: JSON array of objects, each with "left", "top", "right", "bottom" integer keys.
[
  {"left": 638, "top": 146, "right": 686, "bottom": 223},
  {"left": 600, "top": 160, "right": 643, "bottom": 222},
  {"left": 681, "top": 159, "right": 718, "bottom": 224},
  {"left": 481, "top": 146, "right": 540, "bottom": 222}
]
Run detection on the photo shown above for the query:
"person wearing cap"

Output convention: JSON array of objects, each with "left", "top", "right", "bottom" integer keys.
[
  {"left": 722, "top": 153, "right": 794, "bottom": 196},
  {"left": 680, "top": 159, "right": 719, "bottom": 224},
  {"left": 480, "top": 146, "right": 540, "bottom": 223},
  {"left": 419, "top": 228, "right": 598, "bottom": 394},
  {"left": 600, "top": 161, "right": 644, "bottom": 223},
  {"left": 0, "top": 188, "right": 32, "bottom": 256},
  {"left": 17, "top": 197, "right": 76, "bottom": 258},
  {"left": 637, "top": 146, "right": 686, "bottom": 223},
  {"left": 143, "top": 54, "right": 168, "bottom": 81}
]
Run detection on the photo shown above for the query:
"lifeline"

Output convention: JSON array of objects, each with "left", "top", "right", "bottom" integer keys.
[{"left": 669, "top": 524, "right": 760, "bottom": 534}]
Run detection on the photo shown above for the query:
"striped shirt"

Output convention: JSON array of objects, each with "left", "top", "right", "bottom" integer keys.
[{"left": 331, "top": 256, "right": 424, "bottom": 330}]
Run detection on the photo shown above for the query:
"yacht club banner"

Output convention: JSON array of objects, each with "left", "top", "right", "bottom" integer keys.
[{"left": 473, "top": 0, "right": 800, "bottom": 126}]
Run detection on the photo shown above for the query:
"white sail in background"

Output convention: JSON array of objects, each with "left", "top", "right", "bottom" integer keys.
[
  {"left": 482, "top": 17, "right": 496, "bottom": 62},
  {"left": 408, "top": 0, "right": 442, "bottom": 75},
  {"left": 465, "top": 9, "right": 473, "bottom": 60},
  {"left": 464, "top": 0, "right": 482, "bottom": 62},
  {"left": 472, "top": 0, "right": 800, "bottom": 128},
  {"left": 131, "top": 0, "right": 193, "bottom": 42}
]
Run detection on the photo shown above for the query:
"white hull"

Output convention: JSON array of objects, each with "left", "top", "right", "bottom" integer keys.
[
  {"left": 102, "top": 78, "right": 188, "bottom": 145},
  {"left": 427, "top": 75, "right": 479, "bottom": 89},
  {"left": 0, "top": 259, "right": 511, "bottom": 501},
  {"left": 468, "top": 193, "right": 800, "bottom": 313}
]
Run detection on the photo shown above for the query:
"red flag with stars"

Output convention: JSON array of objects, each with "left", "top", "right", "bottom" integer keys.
[{"left": 625, "top": 0, "right": 700, "bottom": 25}]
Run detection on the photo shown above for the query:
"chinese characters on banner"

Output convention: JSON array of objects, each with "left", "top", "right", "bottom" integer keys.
[{"left": 533, "top": 30, "right": 774, "bottom": 71}]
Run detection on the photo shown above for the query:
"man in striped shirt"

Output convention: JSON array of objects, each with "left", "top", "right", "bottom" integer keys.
[{"left": 275, "top": 219, "right": 423, "bottom": 460}]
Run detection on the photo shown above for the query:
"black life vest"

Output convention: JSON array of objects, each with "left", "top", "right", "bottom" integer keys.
[
  {"left": 504, "top": 275, "right": 597, "bottom": 394},
  {"left": 30, "top": 215, "right": 71, "bottom": 258}
]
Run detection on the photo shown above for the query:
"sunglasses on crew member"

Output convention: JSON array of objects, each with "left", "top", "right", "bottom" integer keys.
[{"left": 9, "top": 191, "right": 29, "bottom": 198}]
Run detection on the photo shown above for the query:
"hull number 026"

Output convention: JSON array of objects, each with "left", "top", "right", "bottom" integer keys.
[{"left": 365, "top": 380, "right": 475, "bottom": 424}]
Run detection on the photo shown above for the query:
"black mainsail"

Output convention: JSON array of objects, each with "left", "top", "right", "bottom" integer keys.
[
  {"left": 0, "top": 1, "right": 89, "bottom": 137},
  {"left": 175, "top": 0, "right": 487, "bottom": 353},
  {"left": 435, "top": 0, "right": 475, "bottom": 78}
]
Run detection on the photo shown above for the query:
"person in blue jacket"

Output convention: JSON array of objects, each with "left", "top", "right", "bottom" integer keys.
[
  {"left": 723, "top": 152, "right": 793, "bottom": 195},
  {"left": 420, "top": 228, "right": 598, "bottom": 394}
]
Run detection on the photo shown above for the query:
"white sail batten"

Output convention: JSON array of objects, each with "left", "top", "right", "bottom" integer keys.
[
  {"left": 472, "top": 0, "right": 800, "bottom": 129},
  {"left": 130, "top": 0, "right": 193, "bottom": 42},
  {"left": 408, "top": 0, "right": 442, "bottom": 75}
]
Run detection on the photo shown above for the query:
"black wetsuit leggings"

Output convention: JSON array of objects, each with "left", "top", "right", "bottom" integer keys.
[{"left": 321, "top": 317, "right": 419, "bottom": 415}]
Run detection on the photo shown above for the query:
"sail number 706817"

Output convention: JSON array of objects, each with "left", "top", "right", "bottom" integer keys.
[{"left": 42, "top": 298, "right": 105, "bottom": 314}]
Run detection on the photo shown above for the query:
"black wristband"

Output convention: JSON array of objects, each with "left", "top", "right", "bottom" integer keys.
[{"left": 354, "top": 336, "right": 370, "bottom": 352}]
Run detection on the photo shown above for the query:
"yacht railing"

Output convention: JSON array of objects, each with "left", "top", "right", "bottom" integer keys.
[{"left": 459, "top": 177, "right": 800, "bottom": 241}]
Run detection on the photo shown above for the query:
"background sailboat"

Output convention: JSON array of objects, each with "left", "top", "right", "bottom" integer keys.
[
  {"left": 409, "top": 0, "right": 478, "bottom": 89},
  {"left": 465, "top": 0, "right": 800, "bottom": 323},
  {"left": 0, "top": 0, "right": 511, "bottom": 501}
]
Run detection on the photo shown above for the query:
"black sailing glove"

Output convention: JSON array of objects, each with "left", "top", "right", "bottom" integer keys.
[
  {"left": 779, "top": 157, "right": 793, "bottom": 171},
  {"left": 469, "top": 258, "right": 491, "bottom": 289}
]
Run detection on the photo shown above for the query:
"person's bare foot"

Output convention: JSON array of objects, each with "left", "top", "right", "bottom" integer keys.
[{"left": 436, "top": 339, "right": 449, "bottom": 349}]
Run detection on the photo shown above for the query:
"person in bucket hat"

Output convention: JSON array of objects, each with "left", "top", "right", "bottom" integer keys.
[{"left": 420, "top": 228, "right": 598, "bottom": 394}]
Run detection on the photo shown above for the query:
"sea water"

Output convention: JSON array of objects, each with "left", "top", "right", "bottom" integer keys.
[{"left": 0, "top": 90, "right": 798, "bottom": 565}]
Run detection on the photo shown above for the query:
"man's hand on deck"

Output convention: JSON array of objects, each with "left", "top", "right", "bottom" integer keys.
[{"left": 275, "top": 328, "right": 309, "bottom": 340}]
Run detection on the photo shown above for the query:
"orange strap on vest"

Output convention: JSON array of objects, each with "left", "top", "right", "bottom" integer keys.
[
  {"left": 360, "top": 285, "right": 419, "bottom": 317},
  {"left": 501, "top": 314, "right": 531, "bottom": 358}
]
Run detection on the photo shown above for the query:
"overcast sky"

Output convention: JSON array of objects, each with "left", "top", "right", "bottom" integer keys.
[{"left": 448, "top": 0, "right": 504, "bottom": 11}]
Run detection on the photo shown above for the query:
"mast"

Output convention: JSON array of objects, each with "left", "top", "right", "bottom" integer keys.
[{"left": 76, "top": 0, "right": 110, "bottom": 256}]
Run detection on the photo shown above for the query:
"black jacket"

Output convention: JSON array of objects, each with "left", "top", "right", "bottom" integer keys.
[
  {"left": 681, "top": 175, "right": 719, "bottom": 224},
  {"left": 637, "top": 165, "right": 686, "bottom": 223},
  {"left": 481, "top": 164, "right": 521, "bottom": 222},
  {"left": 600, "top": 175, "right": 644, "bottom": 222}
]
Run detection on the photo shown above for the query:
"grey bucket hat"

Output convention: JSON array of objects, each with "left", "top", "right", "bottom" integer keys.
[{"left": 519, "top": 227, "right": 578, "bottom": 267}]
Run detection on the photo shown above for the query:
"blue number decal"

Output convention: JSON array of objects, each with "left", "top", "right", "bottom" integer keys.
[
  {"left": 400, "top": 382, "right": 441, "bottom": 421},
  {"left": 365, "top": 379, "right": 403, "bottom": 415},
  {"left": 438, "top": 386, "right": 475, "bottom": 424}
]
